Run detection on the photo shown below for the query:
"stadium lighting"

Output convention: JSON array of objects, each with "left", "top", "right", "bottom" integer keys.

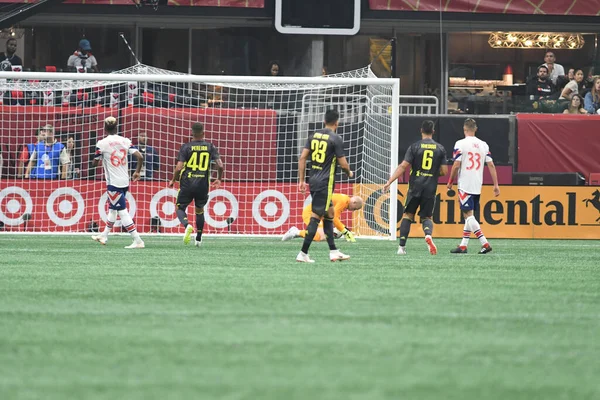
[
  {"left": 0, "top": 28, "right": 24, "bottom": 39},
  {"left": 488, "top": 32, "right": 585, "bottom": 49}
]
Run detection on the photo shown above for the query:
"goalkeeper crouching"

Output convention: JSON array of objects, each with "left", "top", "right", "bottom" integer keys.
[{"left": 282, "top": 194, "right": 363, "bottom": 242}]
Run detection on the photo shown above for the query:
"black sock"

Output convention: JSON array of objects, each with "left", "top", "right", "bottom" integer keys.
[
  {"left": 196, "top": 211, "right": 205, "bottom": 241},
  {"left": 422, "top": 218, "right": 434, "bottom": 237},
  {"left": 323, "top": 217, "right": 337, "bottom": 251},
  {"left": 176, "top": 209, "right": 189, "bottom": 227},
  {"left": 301, "top": 217, "right": 320, "bottom": 254},
  {"left": 399, "top": 217, "right": 412, "bottom": 247}
]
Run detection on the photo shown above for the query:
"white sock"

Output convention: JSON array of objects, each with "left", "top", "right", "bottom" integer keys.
[
  {"left": 467, "top": 216, "right": 488, "bottom": 245},
  {"left": 118, "top": 209, "right": 142, "bottom": 243},
  {"left": 102, "top": 209, "right": 117, "bottom": 237},
  {"left": 460, "top": 219, "right": 471, "bottom": 247}
]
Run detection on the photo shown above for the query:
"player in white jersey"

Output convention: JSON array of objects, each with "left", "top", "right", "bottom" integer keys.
[
  {"left": 447, "top": 118, "right": 500, "bottom": 254},
  {"left": 91, "top": 116, "right": 145, "bottom": 249}
]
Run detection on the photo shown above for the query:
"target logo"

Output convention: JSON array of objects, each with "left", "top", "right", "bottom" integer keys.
[
  {"left": 205, "top": 189, "right": 239, "bottom": 229},
  {"left": 46, "top": 188, "right": 85, "bottom": 227},
  {"left": 252, "top": 190, "right": 290, "bottom": 229},
  {"left": 98, "top": 191, "right": 137, "bottom": 226},
  {"left": 149, "top": 188, "right": 179, "bottom": 228},
  {"left": 0, "top": 186, "right": 33, "bottom": 226}
]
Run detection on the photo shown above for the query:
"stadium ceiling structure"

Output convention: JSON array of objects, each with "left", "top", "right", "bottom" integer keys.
[{"left": 0, "top": 0, "right": 65, "bottom": 30}]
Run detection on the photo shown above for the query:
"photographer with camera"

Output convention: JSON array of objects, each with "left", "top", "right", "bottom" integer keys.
[{"left": 67, "top": 39, "right": 99, "bottom": 73}]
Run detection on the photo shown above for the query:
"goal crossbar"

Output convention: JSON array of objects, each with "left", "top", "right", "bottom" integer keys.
[{"left": 0, "top": 71, "right": 398, "bottom": 87}]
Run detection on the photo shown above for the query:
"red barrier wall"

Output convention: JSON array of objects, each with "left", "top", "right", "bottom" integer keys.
[
  {"left": 0, "top": 106, "right": 113, "bottom": 178},
  {"left": 369, "top": 0, "right": 598, "bottom": 16},
  {"left": 120, "top": 108, "right": 278, "bottom": 182},
  {"left": 517, "top": 114, "right": 600, "bottom": 179},
  {"left": 400, "top": 165, "right": 513, "bottom": 185},
  {"left": 0, "top": 0, "right": 265, "bottom": 7},
  {"left": 0, "top": 106, "right": 278, "bottom": 182}
]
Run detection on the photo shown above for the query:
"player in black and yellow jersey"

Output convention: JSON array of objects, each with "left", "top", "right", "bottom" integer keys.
[
  {"left": 297, "top": 109, "right": 354, "bottom": 263},
  {"left": 169, "top": 123, "right": 224, "bottom": 247},
  {"left": 383, "top": 120, "right": 447, "bottom": 255}
]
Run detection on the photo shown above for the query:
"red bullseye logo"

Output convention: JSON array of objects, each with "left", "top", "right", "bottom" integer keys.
[
  {"left": 252, "top": 190, "right": 290, "bottom": 229},
  {"left": 205, "top": 189, "right": 239, "bottom": 229},
  {"left": 46, "top": 188, "right": 85, "bottom": 227},
  {"left": 0, "top": 186, "right": 33, "bottom": 226},
  {"left": 149, "top": 188, "right": 179, "bottom": 228}
]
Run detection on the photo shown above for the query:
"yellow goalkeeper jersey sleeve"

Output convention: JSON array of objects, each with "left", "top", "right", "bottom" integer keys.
[{"left": 332, "top": 193, "right": 350, "bottom": 231}]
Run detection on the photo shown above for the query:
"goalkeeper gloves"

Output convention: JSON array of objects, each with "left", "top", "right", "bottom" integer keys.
[{"left": 341, "top": 228, "right": 356, "bottom": 242}]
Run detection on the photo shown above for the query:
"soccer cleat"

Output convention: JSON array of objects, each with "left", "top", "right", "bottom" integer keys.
[
  {"left": 125, "top": 241, "right": 145, "bottom": 249},
  {"left": 183, "top": 225, "right": 194, "bottom": 245},
  {"left": 296, "top": 251, "right": 315, "bottom": 263},
  {"left": 91, "top": 234, "right": 107, "bottom": 245},
  {"left": 450, "top": 246, "right": 467, "bottom": 254},
  {"left": 397, "top": 246, "right": 407, "bottom": 255},
  {"left": 330, "top": 250, "right": 350, "bottom": 262},
  {"left": 479, "top": 244, "right": 493, "bottom": 254},
  {"left": 194, "top": 238, "right": 202, "bottom": 247},
  {"left": 425, "top": 236, "right": 437, "bottom": 255},
  {"left": 282, "top": 226, "right": 300, "bottom": 241}
]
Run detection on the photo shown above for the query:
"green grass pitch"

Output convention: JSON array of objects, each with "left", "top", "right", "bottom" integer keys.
[{"left": 0, "top": 235, "right": 599, "bottom": 400}]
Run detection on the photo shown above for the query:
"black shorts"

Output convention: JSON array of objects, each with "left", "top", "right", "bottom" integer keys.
[
  {"left": 176, "top": 184, "right": 209, "bottom": 210},
  {"left": 403, "top": 194, "right": 436, "bottom": 218},
  {"left": 310, "top": 188, "right": 333, "bottom": 217}
]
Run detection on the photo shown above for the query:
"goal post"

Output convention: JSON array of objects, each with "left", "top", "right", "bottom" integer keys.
[{"left": 0, "top": 67, "right": 399, "bottom": 239}]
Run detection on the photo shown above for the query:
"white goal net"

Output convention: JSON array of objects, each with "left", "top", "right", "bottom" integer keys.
[{"left": 0, "top": 66, "right": 399, "bottom": 238}]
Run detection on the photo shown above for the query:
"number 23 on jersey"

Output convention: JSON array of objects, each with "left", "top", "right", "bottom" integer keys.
[{"left": 310, "top": 132, "right": 330, "bottom": 163}]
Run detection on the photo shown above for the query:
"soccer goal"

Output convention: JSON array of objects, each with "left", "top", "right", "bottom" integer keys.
[{"left": 0, "top": 66, "right": 399, "bottom": 238}]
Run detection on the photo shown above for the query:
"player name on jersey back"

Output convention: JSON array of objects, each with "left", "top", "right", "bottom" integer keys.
[
  {"left": 453, "top": 136, "right": 492, "bottom": 195},
  {"left": 96, "top": 135, "right": 135, "bottom": 188}
]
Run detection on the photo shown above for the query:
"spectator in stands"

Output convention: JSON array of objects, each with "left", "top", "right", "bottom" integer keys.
[
  {"left": 322, "top": 66, "right": 328, "bottom": 76},
  {"left": 64, "top": 136, "right": 81, "bottom": 179},
  {"left": 560, "top": 68, "right": 584, "bottom": 100},
  {"left": 0, "top": 38, "right": 23, "bottom": 70},
  {"left": 67, "top": 39, "right": 99, "bottom": 73},
  {"left": 584, "top": 77, "right": 600, "bottom": 114},
  {"left": 583, "top": 67, "right": 595, "bottom": 92},
  {"left": 24, "top": 125, "right": 70, "bottom": 179},
  {"left": 563, "top": 94, "right": 587, "bottom": 114},
  {"left": 131, "top": 132, "right": 159, "bottom": 180},
  {"left": 554, "top": 75, "right": 570, "bottom": 96},
  {"left": 17, "top": 128, "right": 47, "bottom": 177},
  {"left": 543, "top": 51, "right": 565, "bottom": 85},
  {"left": 567, "top": 68, "right": 575, "bottom": 81},
  {"left": 526, "top": 65, "right": 555, "bottom": 99},
  {"left": 267, "top": 61, "right": 283, "bottom": 76}
]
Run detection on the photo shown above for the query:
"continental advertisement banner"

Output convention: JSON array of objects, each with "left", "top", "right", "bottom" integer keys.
[{"left": 354, "top": 185, "right": 600, "bottom": 239}]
